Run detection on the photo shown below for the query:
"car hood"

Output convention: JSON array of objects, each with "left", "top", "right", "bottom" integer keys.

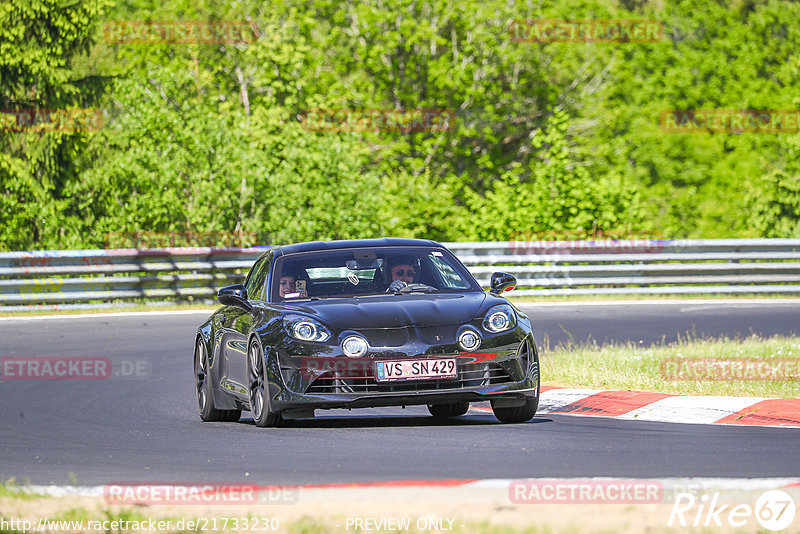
[{"left": 280, "top": 292, "right": 487, "bottom": 329}]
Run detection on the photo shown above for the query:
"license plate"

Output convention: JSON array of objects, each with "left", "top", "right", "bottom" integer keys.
[{"left": 375, "top": 358, "right": 457, "bottom": 382}]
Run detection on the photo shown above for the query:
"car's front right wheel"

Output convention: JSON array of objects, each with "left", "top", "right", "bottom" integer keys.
[{"left": 247, "top": 339, "right": 283, "bottom": 427}]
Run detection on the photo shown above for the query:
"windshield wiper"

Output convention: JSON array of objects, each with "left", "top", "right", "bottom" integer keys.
[{"left": 394, "top": 283, "right": 437, "bottom": 294}]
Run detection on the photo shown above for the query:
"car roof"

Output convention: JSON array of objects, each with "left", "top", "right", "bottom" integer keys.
[{"left": 271, "top": 238, "right": 442, "bottom": 257}]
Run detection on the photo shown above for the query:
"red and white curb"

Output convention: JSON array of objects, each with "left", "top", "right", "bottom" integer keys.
[{"left": 472, "top": 387, "right": 800, "bottom": 427}]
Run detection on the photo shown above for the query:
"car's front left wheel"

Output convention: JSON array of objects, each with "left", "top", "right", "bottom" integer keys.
[
  {"left": 491, "top": 397, "right": 538, "bottom": 423},
  {"left": 427, "top": 402, "right": 470, "bottom": 418},
  {"left": 247, "top": 339, "right": 283, "bottom": 427},
  {"left": 491, "top": 339, "right": 539, "bottom": 423},
  {"left": 195, "top": 339, "right": 241, "bottom": 422}
]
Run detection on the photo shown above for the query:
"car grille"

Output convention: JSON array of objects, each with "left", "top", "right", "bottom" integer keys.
[{"left": 304, "top": 361, "right": 514, "bottom": 395}]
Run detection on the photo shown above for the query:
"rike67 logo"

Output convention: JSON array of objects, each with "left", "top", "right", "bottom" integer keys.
[{"left": 669, "top": 490, "right": 796, "bottom": 531}]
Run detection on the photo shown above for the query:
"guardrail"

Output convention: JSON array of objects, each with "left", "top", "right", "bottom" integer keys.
[
  {"left": 1, "top": 239, "right": 800, "bottom": 310},
  {"left": 453, "top": 238, "right": 800, "bottom": 296}
]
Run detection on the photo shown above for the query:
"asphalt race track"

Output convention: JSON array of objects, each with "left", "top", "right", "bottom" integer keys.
[{"left": 1, "top": 301, "right": 799, "bottom": 486}]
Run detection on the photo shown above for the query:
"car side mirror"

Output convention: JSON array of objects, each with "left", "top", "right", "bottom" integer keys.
[
  {"left": 218, "top": 284, "right": 253, "bottom": 311},
  {"left": 490, "top": 272, "right": 517, "bottom": 295}
]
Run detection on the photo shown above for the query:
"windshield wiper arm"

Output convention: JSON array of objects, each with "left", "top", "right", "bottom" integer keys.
[{"left": 395, "top": 284, "right": 437, "bottom": 294}]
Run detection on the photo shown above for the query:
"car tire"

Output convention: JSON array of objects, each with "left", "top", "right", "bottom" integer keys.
[
  {"left": 491, "top": 396, "right": 538, "bottom": 423},
  {"left": 492, "top": 340, "right": 539, "bottom": 423},
  {"left": 247, "top": 339, "right": 283, "bottom": 428},
  {"left": 427, "top": 401, "right": 470, "bottom": 418},
  {"left": 195, "top": 339, "right": 241, "bottom": 422}
]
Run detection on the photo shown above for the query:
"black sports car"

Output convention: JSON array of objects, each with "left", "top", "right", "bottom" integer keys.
[{"left": 193, "top": 238, "right": 539, "bottom": 426}]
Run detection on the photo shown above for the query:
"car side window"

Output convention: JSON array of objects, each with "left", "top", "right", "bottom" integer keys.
[{"left": 244, "top": 258, "right": 270, "bottom": 301}]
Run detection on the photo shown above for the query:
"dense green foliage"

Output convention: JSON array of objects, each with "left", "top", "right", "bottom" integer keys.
[{"left": 1, "top": 0, "right": 799, "bottom": 250}]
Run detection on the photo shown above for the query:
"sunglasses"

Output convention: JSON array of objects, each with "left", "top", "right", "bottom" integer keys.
[{"left": 392, "top": 268, "right": 416, "bottom": 277}]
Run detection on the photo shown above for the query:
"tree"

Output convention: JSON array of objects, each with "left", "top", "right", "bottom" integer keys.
[{"left": 0, "top": 0, "right": 110, "bottom": 250}]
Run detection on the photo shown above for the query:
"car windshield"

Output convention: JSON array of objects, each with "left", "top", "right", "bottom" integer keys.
[{"left": 271, "top": 246, "right": 480, "bottom": 301}]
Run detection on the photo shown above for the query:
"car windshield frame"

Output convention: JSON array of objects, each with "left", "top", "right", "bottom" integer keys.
[{"left": 268, "top": 245, "right": 481, "bottom": 302}]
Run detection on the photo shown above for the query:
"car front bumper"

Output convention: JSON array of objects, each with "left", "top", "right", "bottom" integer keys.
[
  {"left": 268, "top": 332, "right": 539, "bottom": 413},
  {"left": 271, "top": 379, "right": 539, "bottom": 413}
]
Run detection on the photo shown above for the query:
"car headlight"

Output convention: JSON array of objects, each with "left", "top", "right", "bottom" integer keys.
[
  {"left": 283, "top": 315, "right": 332, "bottom": 342},
  {"left": 482, "top": 304, "right": 517, "bottom": 333},
  {"left": 342, "top": 335, "right": 369, "bottom": 357}
]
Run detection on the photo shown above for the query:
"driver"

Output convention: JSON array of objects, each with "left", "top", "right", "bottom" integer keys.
[{"left": 386, "top": 256, "right": 418, "bottom": 292}]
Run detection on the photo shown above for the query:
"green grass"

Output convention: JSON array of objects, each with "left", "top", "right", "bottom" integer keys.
[
  {"left": 0, "top": 479, "right": 37, "bottom": 500},
  {"left": 542, "top": 335, "right": 800, "bottom": 397}
]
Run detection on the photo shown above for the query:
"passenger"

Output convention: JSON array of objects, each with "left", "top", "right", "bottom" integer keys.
[{"left": 279, "top": 274, "right": 297, "bottom": 298}]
